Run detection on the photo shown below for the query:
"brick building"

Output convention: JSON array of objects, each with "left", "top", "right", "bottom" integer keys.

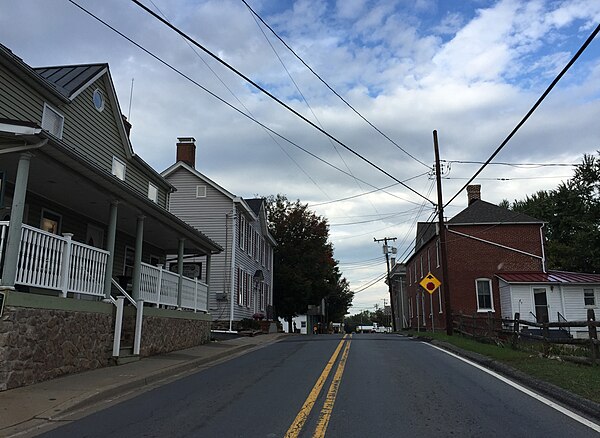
[{"left": 405, "top": 185, "right": 545, "bottom": 330}]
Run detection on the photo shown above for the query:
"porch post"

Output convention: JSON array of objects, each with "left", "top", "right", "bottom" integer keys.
[
  {"left": 131, "top": 215, "right": 145, "bottom": 301},
  {"left": 1, "top": 153, "right": 32, "bottom": 287},
  {"left": 205, "top": 253, "right": 212, "bottom": 295},
  {"left": 177, "top": 238, "right": 184, "bottom": 309},
  {"left": 103, "top": 201, "right": 119, "bottom": 300}
]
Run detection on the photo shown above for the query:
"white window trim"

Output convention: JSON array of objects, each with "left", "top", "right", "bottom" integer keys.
[
  {"left": 475, "top": 278, "right": 495, "bottom": 312},
  {"left": 583, "top": 288, "right": 596, "bottom": 308},
  {"left": 196, "top": 185, "right": 207, "bottom": 198},
  {"left": 112, "top": 156, "right": 126, "bottom": 181},
  {"left": 41, "top": 102, "right": 64, "bottom": 139},
  {"left": 148, "top": 182, "right": 158, "bottom": 203}
]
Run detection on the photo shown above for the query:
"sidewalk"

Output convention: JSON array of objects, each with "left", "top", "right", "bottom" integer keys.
[{"left": 0, "top": 332, "right": 288, "bottom": 437}]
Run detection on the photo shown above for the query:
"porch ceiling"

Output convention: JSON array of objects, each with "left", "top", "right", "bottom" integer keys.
[{"left": 1, "top": 134, "right": 221, "bottom": 255}]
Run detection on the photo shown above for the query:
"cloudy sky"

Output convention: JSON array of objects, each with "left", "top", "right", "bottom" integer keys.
[{"left": 1, "top": 0, "right": 599, "bottom": 315}]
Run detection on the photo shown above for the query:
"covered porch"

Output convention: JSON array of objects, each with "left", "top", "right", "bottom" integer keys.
[{"left": 0, "top": 120, "right": 221, "bottom": 315}]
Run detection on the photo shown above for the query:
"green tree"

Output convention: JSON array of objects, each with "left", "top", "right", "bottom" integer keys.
[
  {"left": 265, "top": 195, "right": 353, "bottom": 329},
  {"left": 502, "top": 152, "right": 600, "bottom": 273}
]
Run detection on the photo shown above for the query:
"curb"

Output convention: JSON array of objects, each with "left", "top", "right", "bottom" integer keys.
[
  {"left": 414, "top": 336, "right": 600, "bottom": 423},
  {"left": 45, "top": 336, "right": 288, "bottom": 420}
]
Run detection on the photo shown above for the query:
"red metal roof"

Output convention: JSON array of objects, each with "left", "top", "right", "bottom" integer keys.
[{"left": 497, "top": 270, "right": 600, "bottom": 284}]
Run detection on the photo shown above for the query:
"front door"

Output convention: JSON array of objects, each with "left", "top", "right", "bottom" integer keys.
[{"left": 533, "top": 288, "right": 549, "bottom": 323}]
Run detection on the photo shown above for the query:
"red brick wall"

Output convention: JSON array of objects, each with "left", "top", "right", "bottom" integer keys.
[{"left": 406, "top": 223, "right": 544, "bottom": 330}]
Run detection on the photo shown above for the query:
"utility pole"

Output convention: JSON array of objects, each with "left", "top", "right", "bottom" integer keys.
[
  {"left": 433, "top": 130, "right": 453, "bottom": 335},
  {"left": 382, "top": 298, "right": 389, "bottom": 327},
  {"left": 374, "top": 237, "right": 397, "bottom": 332}
]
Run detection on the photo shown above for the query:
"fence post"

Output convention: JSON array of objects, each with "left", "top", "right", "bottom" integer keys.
[
  {"left": 588, "top": 308, "right": 598, "bottom": 367},
  {"left": 112, "top": 297, "right": 124, "bottom": 357},
  {"left": 60, "top": 233, "right": 74, "bottom": 298},
  {"left": 458, "top": 312, "right": 463, "bottom": 335},
  {"left": 156, "top": 264, "right": 163, "bottom": 308},
  {"left": 133, "top": 299, "right": 144, "bottom": 356},
  {"left": 512, "top": 312, "right": 520, "bottom": 349}
]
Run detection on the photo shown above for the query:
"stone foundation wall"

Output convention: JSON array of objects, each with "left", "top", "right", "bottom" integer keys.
[
  {"left": 0, "top": 292, "right": 213, "bottom": 392},
  {"left": 0, "top": 305, "right": 114, "bottom": 391}
]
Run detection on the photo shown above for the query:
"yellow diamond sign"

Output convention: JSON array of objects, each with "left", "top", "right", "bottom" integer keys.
[{"left": 420, "top": 272, "right": 441, "bottom": 294}]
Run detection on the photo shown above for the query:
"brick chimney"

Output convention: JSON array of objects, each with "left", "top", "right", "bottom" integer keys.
[
  {"left": 176, "top": 137, "right": 196, "bottom": 168},
  {"left": 467, "top": 184, "right": 481, "bottom": 205}
]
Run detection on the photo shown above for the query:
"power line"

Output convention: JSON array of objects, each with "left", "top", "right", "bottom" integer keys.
[
  {"left": 130, "top": 0, "right": 434, "bottom": 206},
  {"left": 445, "top": 22, "right": 600, "bottom": 208},
  {"left": 443, "top": 175, "right": 572, "bottom": 181},
  {"left": 240, "top": 0, "right": 431, "bottom": 170},
  {"left": 66, "top": 0, "right": 421, "bottom": 207},
  {"left": 442, "top": 159, "right": 577, "bottom": 168},
  {"left": 145, "top": 0, "right": 331, "bottom": 200}
]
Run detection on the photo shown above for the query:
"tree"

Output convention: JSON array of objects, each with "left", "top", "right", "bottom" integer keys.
[
  {"left": 265, "top": 195, "right": 353, "bottom": 329},
  {"left": 502, "top": 152, "right": 600, "bottom": 273}
]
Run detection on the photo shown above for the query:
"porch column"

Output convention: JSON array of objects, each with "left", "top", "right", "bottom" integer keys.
[
  {"left": 177, "top": 238, "right": 184, "bottom": 309},
  {"left": 103, "top": 200, "right": 119, "bottom": 300},
  {"left": 131, "top": 215, "right": 145, "bottom": 301},
  {"left": 1, "top": 153, "right": 32, "bottom": 287},
  {"left": 205, "top": 253, "right": 211, "bottom": 294}
]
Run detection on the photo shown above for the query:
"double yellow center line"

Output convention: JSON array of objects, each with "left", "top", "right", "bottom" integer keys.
[{"left": 285, "top": 335, "right": 352, "bottom": 438}]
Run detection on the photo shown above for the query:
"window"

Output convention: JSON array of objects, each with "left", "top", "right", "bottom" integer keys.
[
  {"left": 436, "top": 239, "right": 440, "bottom": 267},
  {"left": 476, "top": 279, "right": 494, "bottom": 311},
  {"left": 584, "top": 289, "right": 596, "bottom": 307},
  {"left": 112, "top": 156, "right": 126, "bottom": 181},
  {"left": 239, "top": 215, "right": 246, "bottom": 250},
  {"left": 237, "top": 268, "right": 243, "bottom": 305},
  {"left": 427, "top": 248, "right": 431, "bottom": 272},
  {"left": 439, "top": 285, "right": 443, "bottom": 313},
  {"left": 196, "top": 185, "right": 206, "bottom": 198},
  {"left": 41, "top": 103, "right": 64, "bottom": 139},
  {"left": 420, "top": 255, "right": 423, "bottom": 278},
  {"left": 123, "top": 246, "right": 135, "bottom": 277},
  {"left": 148, "top": 183, "right": 158, "bottom": 203},
  {"left": 301, "top": 321, "right": 306, "bottom": 328},
  {"left": 40, "top": 209, "right": 61, "bottom": 234},
  {"left": 92, "top": 89, "right": 105, "bottom": 112},
  {"left": 408, "top": 266, "right": 412, "bottom": 285}
]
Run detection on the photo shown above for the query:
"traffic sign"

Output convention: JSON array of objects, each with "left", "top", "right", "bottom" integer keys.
[{"left": 419, "top": 273, "right": 441, "bottom": 294}]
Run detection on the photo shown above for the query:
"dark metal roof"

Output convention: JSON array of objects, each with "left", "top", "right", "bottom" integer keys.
[
  {"left": 497, "top": 270, "right": 600, "bottom": 284},
  {"left": 33, "top": 64, "right": 107, "bottom": 99},
  {"left": 244, "top": 198, "right": 264, "bottom": 217},
  {"left": 448, "top": 199, "right": 542, "bottom": 225}
]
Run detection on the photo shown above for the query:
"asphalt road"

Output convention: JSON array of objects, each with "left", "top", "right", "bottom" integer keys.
[{"left": 39, "top": 334, "right": 600, "bottom": 437}]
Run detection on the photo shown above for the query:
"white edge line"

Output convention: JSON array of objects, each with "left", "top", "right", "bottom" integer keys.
[{"left": 422, "top": 342, "right": 600, "bottom": 433}]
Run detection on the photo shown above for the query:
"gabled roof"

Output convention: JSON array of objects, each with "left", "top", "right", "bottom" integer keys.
[
  {"left": 496, "top": 270, "right": 600, "bottom": 284},
  {"left": 448, "top": 199, "right": 542, "bottom": 225},
  {"left": 33, "top": 64, "right": 107, "bottom": 99},
  {"left": 245, "top": 198, "right": 264, "bottom": 217}
]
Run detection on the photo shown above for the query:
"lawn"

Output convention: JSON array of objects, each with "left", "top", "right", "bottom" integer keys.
[{"left": 405, "top": 330, "right": 600, "bottom": 404}]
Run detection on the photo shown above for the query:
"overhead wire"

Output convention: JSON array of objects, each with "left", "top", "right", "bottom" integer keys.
[
  {"left": 444, "top": 22, "right": 600, "bottom": 208},
  {"left": 146, "top": 0, "right": 332, "bottom": 200},
  {"left": 66, "top": 0, "right": 422, "bottom": 207},
  {"left": 130, "top": 0, "right": 434, "bottom": 206},
  {"left": 240, "top": 0, "right": 431, "bottom": 170}
]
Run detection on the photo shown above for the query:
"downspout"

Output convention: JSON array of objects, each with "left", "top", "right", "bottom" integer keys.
[
  {"left": 228, "top": 205, "right": 237, "bottom": 332},
  {"left": 540, "top": 223, "right": 547, "bottom": 273}
]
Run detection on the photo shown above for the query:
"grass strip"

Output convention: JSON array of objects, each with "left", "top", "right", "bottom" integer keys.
[{"left": 406, "top": 330, "right": 600, "bottom": 404}]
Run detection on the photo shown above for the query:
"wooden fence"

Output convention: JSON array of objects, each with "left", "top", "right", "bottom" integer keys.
[{"left": 452, "top": 309, "right": 600, "bottom": 365}]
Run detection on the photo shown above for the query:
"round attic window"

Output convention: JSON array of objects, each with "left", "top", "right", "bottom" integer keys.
[{"left": 92, "top": 89, "right": 105, "bottom": 111}]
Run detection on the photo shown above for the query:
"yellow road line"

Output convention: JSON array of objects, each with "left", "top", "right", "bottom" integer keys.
[
  {"left": 284, "top": 335, "right": 347, "bottom": 438},
  {"left": 312, "top": 338, "right": 351, "bottom": 438}
]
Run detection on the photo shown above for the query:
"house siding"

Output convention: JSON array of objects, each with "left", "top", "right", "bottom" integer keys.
[
  {"left": 164, "top": 166, "right": 274, "bottom": 323},
  {"left": 0, "top": 65, "right": 168, "bottom": 210},
  {"left": 166, "top": 167, "right": 234, "bottom": 317}
]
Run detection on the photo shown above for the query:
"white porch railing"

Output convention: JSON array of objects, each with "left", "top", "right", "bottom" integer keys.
[
  {"left": 0, "top": 223, "right": 109, "bottom": 297},
  {"left": 139, "top": 262, "right": 208, "bottom": 312}
]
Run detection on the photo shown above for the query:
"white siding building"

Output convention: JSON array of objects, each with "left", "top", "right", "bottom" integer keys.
[{"left": 162, "top": 138, "right": 276, "bottom": 330}]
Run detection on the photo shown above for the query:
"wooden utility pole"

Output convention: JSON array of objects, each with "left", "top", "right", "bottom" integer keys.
[
  {"left": 374, "top": 237, "right": 397, "bottom": 331},
  {"left": 433, "top": 131, "right": 453, "bottom": 335}
]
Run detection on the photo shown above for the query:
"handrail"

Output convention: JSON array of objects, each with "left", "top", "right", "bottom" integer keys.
[
  {"left": 558, "top": 311, "right": 571, "bottom": 335},
  {"left": 111, "top": 278, "right": 137, "bottom": 307}
]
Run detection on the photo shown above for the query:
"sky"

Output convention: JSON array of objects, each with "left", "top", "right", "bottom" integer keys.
[{"left": 1, "top": 0, "right": 599, "bottom": 316}]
